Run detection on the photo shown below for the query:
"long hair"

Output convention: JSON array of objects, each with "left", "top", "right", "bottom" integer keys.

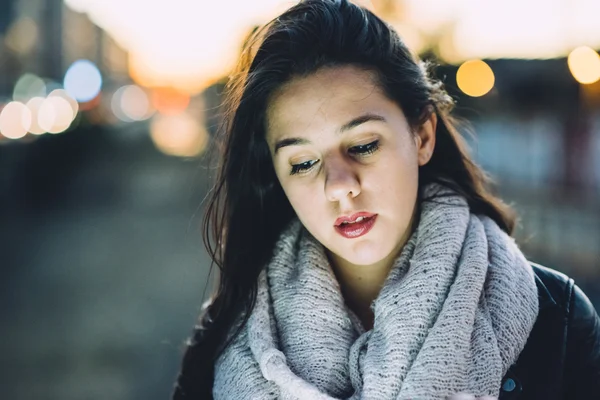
[{"left": 172, "top": 1, "right": 516, "bottom": 398}]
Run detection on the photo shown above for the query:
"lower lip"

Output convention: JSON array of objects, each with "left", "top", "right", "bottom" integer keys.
[{"left": 334, "top": 215, "right": 377, "bottom": 239}]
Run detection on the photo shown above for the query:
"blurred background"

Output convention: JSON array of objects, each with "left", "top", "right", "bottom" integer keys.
[{"left": 1, "top": 0, "right": 599, "bottom": 398}]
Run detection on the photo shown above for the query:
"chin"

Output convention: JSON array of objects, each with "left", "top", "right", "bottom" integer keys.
[{"left": 342, "top": 242, "right": 388, "bottom": 266}]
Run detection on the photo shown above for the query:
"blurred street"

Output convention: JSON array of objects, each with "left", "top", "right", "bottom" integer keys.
[{"left": 1, "top": 127, "right": 212, "bottom": 399}]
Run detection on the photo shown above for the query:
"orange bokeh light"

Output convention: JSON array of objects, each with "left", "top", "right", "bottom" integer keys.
[{"left": 150, "top": 87, "right": 190, "bottom": 116}]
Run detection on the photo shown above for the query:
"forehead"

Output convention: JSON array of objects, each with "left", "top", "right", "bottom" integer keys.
[{"left": 265, "top": 66, "right": 391, "bottom": 141}]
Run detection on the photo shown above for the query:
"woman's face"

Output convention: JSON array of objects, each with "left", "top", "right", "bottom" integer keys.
[{"left": 265, "top": 65, "right": 436, "bottom": 268}]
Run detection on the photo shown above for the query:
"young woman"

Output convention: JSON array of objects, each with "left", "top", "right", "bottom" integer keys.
[{"left": 172, "top": 1, "right": 600, "bottom": 399}]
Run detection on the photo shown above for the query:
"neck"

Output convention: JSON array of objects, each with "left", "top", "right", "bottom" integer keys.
[
  {"left": 327, "top": 205, "right": 419, "bottom": 330},
  {"left": 330, "top": 258, "right": 388, "bottom": 330}
]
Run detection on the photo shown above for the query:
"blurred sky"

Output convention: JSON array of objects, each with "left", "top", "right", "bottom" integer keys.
[
  {"left": 2, "top": 0, "right": 598, "bottom": 148},
  {"left": 62, "top": 0, "right": 600, "bottom": 92}
]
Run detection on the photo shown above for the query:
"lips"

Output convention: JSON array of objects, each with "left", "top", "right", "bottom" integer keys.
[
  {"left": 334, "top": 212, "right": 377, "bottom": 239},
  {"left": 334, "top": 212, "right": 377, "bottom": 226}
]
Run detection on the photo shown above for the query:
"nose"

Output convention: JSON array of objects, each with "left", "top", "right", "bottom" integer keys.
[{"left": 324, "top": 157, "right": 361, "bottom": 203}]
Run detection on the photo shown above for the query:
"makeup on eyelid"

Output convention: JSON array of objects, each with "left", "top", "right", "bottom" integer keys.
[{"left": 289, "top": 139, "right": 380, "bottom": 175}]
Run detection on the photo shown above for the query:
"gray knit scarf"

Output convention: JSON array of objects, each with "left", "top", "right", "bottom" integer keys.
[{"left": 213, "top": 183, "right": 539, "bottom": 399}]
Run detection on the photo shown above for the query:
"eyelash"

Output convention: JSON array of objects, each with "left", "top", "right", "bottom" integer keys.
[{"left": 290, "top": 140, "right": 380, "bottom": 175}]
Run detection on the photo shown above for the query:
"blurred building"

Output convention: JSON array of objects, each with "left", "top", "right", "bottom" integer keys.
[
  {"left": 62, "top": 5, "right": 130, "bottom": 83},
  {"left": 1, "top": 0, "right": 129, "bottom": 95}
]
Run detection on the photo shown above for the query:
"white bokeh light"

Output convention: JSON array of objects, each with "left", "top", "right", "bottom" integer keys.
[
  {"left": 111, "top": 85, "right": 153, "bottom": 122},
  {"left": 64, "top": 60, "right": 103, "bottom": 102},
  {"left": 13, "top": 74, "right": 46, "bottom": 103},
  {"left": 25, "top": 97, "right": 47, "bottom": 135},
  {"left": 38, "top": 97, "right": 75, "bottom": 134},
  {"left": 0, "top": 102, "right": 32, "bottom": 139},
  {"left": 49, "top": 89, "right": 80, "bottom": 121}
]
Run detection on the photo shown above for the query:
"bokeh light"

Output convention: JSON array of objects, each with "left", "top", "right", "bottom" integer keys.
[
  {"left": 38, "top": 97, "right": 75, "bottom": 134},
  {"left": 122, "top": 85, "right": 152, "bottom": 121},
  {"left": 456, "top": 59, "right": 495, "bottom": 97},
  {"left": 64, "top": 60, "right": 103, "bottom": 102},
  {"left": 150, "top": 87, "right": 190, "bottom": 116},
  {"left": 4, "top": 17, "right": 39, "bottom": 55},
  {"left": 49, "top": 89, "right": 80, "bottom": 120},
  {"left": 25, "top": 97, "right": 47, "bottom": 135},
  {"left": 150, "top": 114, "right": 209, "bottom": 157},
  {"left": 13, "top": 74, "right": 46, "bottom": 103},
  {"left": 568, "top": 46, "right": 600, "bottom": 85},
  {"left": 112, "top": 85, "right": 153, "bottom": 122},
  {"left": 111, "top": 87, "right": 130, "bottom": 122},
  {"left": 0, "top": 102, "right": 32, "bottom": 140}
]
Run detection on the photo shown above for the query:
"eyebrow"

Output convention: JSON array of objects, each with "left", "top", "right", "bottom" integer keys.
[{"left": 273, "top": 113, "right": 386, "bottom": 154}]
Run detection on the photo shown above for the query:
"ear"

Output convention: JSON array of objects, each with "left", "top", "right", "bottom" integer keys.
[{"left": 415, "top": 112, "right": 437, "bottom": 167}]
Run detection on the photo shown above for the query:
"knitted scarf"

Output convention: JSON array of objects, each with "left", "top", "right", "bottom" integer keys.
[{"left": 213, "top": 183, "right": 539, "bottom": 399}]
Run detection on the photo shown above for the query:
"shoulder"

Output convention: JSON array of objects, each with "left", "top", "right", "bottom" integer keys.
[
  {"left": 529, "top": 262, "right": 572, "bottom": 309},
  {"left": 529, "top": 262, "right": 599, "bottom": 327},
  {"left": 516, "top": 262, "right": 600, "bottom": 398}
]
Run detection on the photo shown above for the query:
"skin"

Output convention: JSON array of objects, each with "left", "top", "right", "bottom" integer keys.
[{"left": 265, "top": 65, "right": 436, "bottom": 330}]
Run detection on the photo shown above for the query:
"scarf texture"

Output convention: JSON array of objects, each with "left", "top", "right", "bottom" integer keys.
[{"left": 213, "top": 183, "right": 539, "bottom": 399}]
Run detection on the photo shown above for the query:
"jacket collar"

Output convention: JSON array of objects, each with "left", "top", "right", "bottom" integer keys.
[{"left": 533, "top": 271, "right": 557, "bottom": 310}]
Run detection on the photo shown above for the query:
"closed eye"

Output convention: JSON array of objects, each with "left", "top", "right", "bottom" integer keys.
[
  {"left": 348, "top": 140, "right": 379, "bottom": 156},
  {"left": 289, "top": 140, "right": 380, "bottom": 176},
  {"left": 290, "top": 159, "right": 319, "bottom": 175}
]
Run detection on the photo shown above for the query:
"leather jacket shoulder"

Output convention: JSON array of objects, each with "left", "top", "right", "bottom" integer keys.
[{"left": 499, "top": 262, "right": 600, "bottom": 400}]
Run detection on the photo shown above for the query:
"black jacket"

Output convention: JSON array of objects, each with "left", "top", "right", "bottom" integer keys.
[
  {"left": 498, "top": 263, "right": 600, "bottom": 399},
  {"left": 173, "top": 263, "right": 600, "bottom": 399}
]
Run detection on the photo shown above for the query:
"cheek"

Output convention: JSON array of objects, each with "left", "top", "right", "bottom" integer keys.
[
  {"left": 365, "top": 153, "right": 419, "bottom": 215},
  {"left": 279, "top": 179, "right": 320, "bottom": 215},
  {"left": 281, "top": 181, "right": 328, "bottom": 232},
  {"left": 370, "top": 146, "right": 418, "bottom": 186}
]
